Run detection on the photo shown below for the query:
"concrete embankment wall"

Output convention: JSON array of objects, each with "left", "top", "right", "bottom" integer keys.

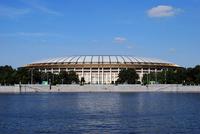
[
  {"left": 1, "top": 84, "right": 200, "bottom": 93},
  {"left": 0, "top": 86, "right": 19, "bottom": 93}
]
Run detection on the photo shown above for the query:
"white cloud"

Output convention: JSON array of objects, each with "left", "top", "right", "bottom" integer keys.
[
  {"left": 0, "top": 32, "right": 62, "bottom": 37},
  {"left": 127, "top": 45, "right": 134, "bottom": 49},
  {"left": 169, "top": 48, "right": 176, "bottom": 54},
  {"left": 147, "top": 5, "right": 181, "bottom": 18},
  {"left": 32, "top": 4, "right": 62, "bottom": 16},
  {"left": 0, "top": 5, "right": 30, "bottom": 18},
  {"left": 22, "top": 0, "right": 62, "bottom": 16},
  {"left": 114, "top": 37, "right": 127, "bottom": 43},
  {"left": 18, "top": 32, "right": 47, "bottom": 36}
]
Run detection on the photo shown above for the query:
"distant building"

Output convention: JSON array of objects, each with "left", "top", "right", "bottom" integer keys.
[{"left": 25, "top": 55, "right": 179, "bottom": 84}]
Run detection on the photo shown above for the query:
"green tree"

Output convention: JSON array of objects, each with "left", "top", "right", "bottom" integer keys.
[
  {"left": 142, "top": 68, "right": 187, "bottom": 84},
  {"left": 15, "top": 67, "right": 30, "bottom": 84},
  {"left": 142, "top": 73, "right": 156, "bottom": 85},
  {"left": 58, "top": 71, "right": 79, "bottom": 84},
  {"left": 59, "top": 71, "right": 69, "bottom": 84},
  {"left": 0, "top": 65, "right": 16, "bottom": 85},
  {"left": 80, "top": 77, "right": 85, "bottom": 85},
  {"left": 117, "top": 68, "right": 139, "bottom": 84},
  {"left": 142, "top": 72, "right": 162, "bottom": 84},
  {"left": 175, "top": 68, "right": 187, "bottom": 84},
  {"left": 185, "top": 67, "right": 195, "bottom": 85},
  {"left": 192, "top": 65, "right": 200, "bottom": 84},
  {"left": 68, "top": 71, "right": 79, "bottom": 84},
  {"left": 32, "top": 70, "right": 42, "bottom": 84}
]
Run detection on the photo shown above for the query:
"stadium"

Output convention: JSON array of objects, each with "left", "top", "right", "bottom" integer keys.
[{"left": 25, "top": 55, "right": 179, "bottom": 84}]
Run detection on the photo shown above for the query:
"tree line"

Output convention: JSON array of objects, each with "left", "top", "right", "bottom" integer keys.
[
  {"left": 0, "top": 65, "right": 79, "bottom": 85},
  {"left": 142, "top": 65, "right": 200, "bottom": 85},
  {"left": 0, "top": 65, "right": 200, "bottom": 85}
]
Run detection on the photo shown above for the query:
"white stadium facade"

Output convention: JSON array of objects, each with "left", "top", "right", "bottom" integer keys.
[{"left": 25, "top": 55, "right": 179, "bottom": 84}]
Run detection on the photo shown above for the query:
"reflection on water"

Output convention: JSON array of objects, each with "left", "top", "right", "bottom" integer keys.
[
  {"left": 77, "top": 93, "right": 120, "bottom": 113},
  {"left": 0, "top": 93, "right": 200, "bottom": 133}
]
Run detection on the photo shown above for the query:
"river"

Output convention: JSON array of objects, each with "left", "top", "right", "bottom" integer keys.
[{"left": 0, "top": 93, "right": 200, "bottom": 133}]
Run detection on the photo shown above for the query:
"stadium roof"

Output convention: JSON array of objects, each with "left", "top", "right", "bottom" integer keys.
[{"left": 28, "top": 55, "right": 179, "bottom": 67}]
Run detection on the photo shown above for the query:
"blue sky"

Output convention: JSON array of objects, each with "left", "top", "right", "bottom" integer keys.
[{"left": 0, "top": 0, "right": 199, "bottom": 68}]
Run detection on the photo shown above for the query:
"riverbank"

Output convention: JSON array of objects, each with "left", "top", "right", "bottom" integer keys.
[{"left": 0, "top": 84, "right": 200, "bottom": 93}]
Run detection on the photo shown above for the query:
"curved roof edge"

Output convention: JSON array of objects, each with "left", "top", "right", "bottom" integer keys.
[{"left": 26, "top": 55, "right": 180, "bottom": 67}]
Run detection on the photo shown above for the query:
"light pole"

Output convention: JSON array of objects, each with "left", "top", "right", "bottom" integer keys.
[
  {"left": 164, "top": 69, "right": 167, "bottom": 84},
  {"left": 155, "top": 69, "right": 157, "bottom": 84},
  {"left": 62, "top": 79, "right": 64, "bottom": 84},
  {"left": 47, "top": 72, "right": 49, "bottom": 82},
  {"left": 146, "top": 73, "right": 149, "bottom": 85},
  {"left": 31, "top": 68, "right": 34, "bottom": 84},
  {"left": 49, "top": 78, "right": 51, "bottom": 90}
]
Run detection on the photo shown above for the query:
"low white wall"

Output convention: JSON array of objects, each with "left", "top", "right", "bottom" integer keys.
[
  {"left": 0, "top": 86, "right": 19, "bottom": 93},
  {"left": 1, "top": 84, "right": 200, "bottom": 93}
]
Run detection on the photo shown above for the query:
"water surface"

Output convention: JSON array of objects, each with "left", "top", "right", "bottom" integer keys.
[{"left": 0, "top": 92, "right": 200, "bottom": 134}]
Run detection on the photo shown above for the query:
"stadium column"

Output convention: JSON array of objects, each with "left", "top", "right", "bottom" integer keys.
[
  {"left": 155, "top": 68, "right": 157, "bottom": 83},
  {"left": 118, "top": 68, "right": 120, "bottom": 75},
  {"left": 102, "top": 68, "right": 104, "bottom": 84},
  {"left": 45, "top": 69, "right": 47, "bottom": 73},
  {"left": 140, "top": 68, "right": 144, "bottom": 82},
  {"left": 51, "top": 68, "right": 53, "bottom": 73},
  {"left": 90, "top": 68, "right": 92, "bottom": 84},
  {"left": 114, "top": 73, "right": 116, "bottom": 83},
  {"left": 81, "top": 68, "right": 84, "bottom": 78},
  {"left": 110, "top": 68, "right": 112, "bottom": 84},
  {"left": 98, "top": 68, "right": 100, "bottom": 84},
  {"left": 58, "top": 68, "right": 60, "bottom": 73},
  {"left": 117, "top": 68, "right": 120, "bottom": 83}
]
